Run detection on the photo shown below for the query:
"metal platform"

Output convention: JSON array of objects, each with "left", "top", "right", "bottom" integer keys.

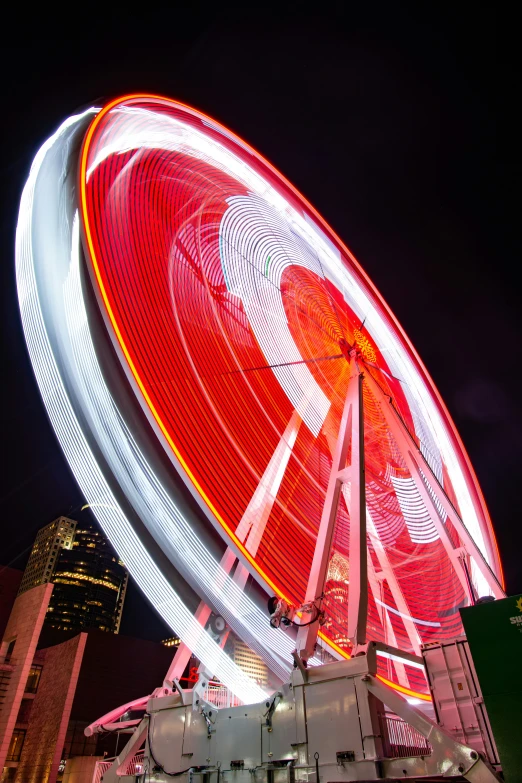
[{"left": 94, "top": 646, "right": 500, "bottom": 783}]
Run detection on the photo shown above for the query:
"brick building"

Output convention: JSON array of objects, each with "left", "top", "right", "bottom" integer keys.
[
  {"left": 0, "top": 570, "right": 22, "bottom": 641},
  {"left": 0, "top": 583, "right": 174, "bottom": 783}
]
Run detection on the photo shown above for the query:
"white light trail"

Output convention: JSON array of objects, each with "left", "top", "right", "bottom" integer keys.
[{"left": 15, "top": 111, "right": 276, "bottom": 704}]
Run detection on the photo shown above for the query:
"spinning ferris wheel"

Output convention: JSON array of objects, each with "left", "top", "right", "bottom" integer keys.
[{"left": 16, "top": 94, "right": 504, "bottom": 706}]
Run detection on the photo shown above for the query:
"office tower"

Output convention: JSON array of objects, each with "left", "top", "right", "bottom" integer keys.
[
  {"left": 232, "top": 637, "right": 269, "bottom": 688},
  {"left": 46, "top": 523, "right": 128, "bottom": 634},
  {"left": 17, "top": 517, "right": 76, "bottom": 596},
  {"left": 18, "top": 518, "right": 128, "bottom": 634}
]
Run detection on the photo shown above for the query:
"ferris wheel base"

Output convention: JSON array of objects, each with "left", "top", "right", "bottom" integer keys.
[{"left": 99, "top": 648, "right": 501, "bottom": 783}]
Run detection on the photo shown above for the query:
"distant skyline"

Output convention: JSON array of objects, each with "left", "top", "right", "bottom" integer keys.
[{"left": 1, "top": 5, "right": 519, "bottom": 646}]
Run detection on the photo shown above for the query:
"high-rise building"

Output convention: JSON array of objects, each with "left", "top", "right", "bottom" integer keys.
[
  {"left": 48, "top": 524, "right": 128, "bottom": 634},
  {"left": 17, "top": 517, "right": 76, "bottom": 595},
  {"left": 231, "top": 637, "right": 269, "bottom": 688},
  {"left": 161, "top": 636, "right": 180, "bottom": 649},
  {"left": 18, "top": 518, "right": 128, "bottom": 634}
]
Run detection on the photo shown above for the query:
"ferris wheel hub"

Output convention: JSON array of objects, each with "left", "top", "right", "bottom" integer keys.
[{"left": 338, "top": 337, "right": 353, "bottom": 362}]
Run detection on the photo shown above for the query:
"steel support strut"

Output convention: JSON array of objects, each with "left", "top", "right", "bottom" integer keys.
[
  {"left": 346, "top": 367, "right": 368, "bottom": 645},
  {"left": 296, "top": 357, "right": 367, "bottom": 662},
  {"left": 364, "top": 674, "right": 501, "bottom": 782},
  {"left": 363, "top": 369, "right": 505, "bottom": 600},
  {"left": 165, "top": 410, "right": 304, "bottom": 686}
]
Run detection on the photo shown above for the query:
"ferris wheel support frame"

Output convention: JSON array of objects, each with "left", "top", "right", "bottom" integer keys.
[
  {"left": 365, "top": 512, "right": 424, "bottom": 657},
  {"left": 292, "top": 350, "right": 504, "bottom": 669},
  {"left": 163, "top": 352, "right": 503, "bottom": 685},
  {"left": 164, "top": 548, "right": 248, "bottom": 687},
  {"left": 296, "top": 357, "right": 368, "bottom": 663},
  {"left": 362, "top": 369, "right": 505, "bottom": 601}
]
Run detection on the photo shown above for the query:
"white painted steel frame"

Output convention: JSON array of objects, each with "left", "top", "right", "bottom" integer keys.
[
  {"left": 296, "top": 359, "right": 367, "bottom": 662},
  {"left": 363, "top": 369, "right": 505, "bottom": 601}
]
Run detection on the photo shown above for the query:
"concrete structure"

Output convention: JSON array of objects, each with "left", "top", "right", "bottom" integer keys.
[
  {"left": 0, "top": 570, "right": 22, "bottom": 641},
  {"left": 14, "top": 634, "right": 87, "bottom": 783},
  {"left": 61, "top": 755, "right": 103, "bottom": 783},
  {"left": 18, "top": 518, "right": 76, "bottom": 595}
]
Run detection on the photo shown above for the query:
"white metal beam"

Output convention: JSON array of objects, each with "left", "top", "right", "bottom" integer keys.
[
  {"left": 363, "top": 368, "right": 504, "bottom": 600},
  {"left": 366, "top": 510, "right": 423, "bottom": 656},
  {"left": 164, "top": 411, "right": 303, "bottom": 684},
  {"left": 346, "top": 368, "right": 368, "bottom": 645},
  {"left": 296, "top": 359, "right": 366, "bottom": 661}
]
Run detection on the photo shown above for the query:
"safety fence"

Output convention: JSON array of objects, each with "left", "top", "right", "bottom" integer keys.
[
  {"left": 204, "top": 683, "right": 242, "bottom": 709},
  {"left": 125, "top": 750, "right": 145, "bottom": 775},
  {"left": 92, "top": 758, "right": 113, "bottom": 783},
  {"left": 379, "top": 712, "right": 432, "bottom": 759},
  {"left": 92, "top": 750, "right": 145, "bottom": 781}
]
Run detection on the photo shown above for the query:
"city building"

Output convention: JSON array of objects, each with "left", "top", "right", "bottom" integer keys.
[
  {"left": 0, "top": 570, "right": 22, "bottom": 640},
  {"left": 18, "top": 518, "right": 127, "bottom": 635},
  {"left": 47, "top": 524, "right": 127, "bottom": 634},
  {"left": 0, "top": 582, "right": 174, "bottom": 783},
  {"left": 17, "top": 518, "right": 75, "bottom": 596},
  {"left": 161, "top": 636, "right": 180, "bottom": 648},
  {"left": 0, "top": 582, "right": 54, "bottom": 781},
  {"left": 231, "top": 637, "right": 269, "bottom": 688}
]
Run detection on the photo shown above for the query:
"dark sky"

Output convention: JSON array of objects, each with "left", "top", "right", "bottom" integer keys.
[{"left": 1, "top": 5, "right": 519, "bottom": 642}]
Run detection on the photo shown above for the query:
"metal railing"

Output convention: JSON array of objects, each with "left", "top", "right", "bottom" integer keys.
[
  {"left": 125, "top": 750, "right": 145, "bottom": 775},
  {"left": 92, "top": 750, "right": 145, "bottom": 781},
  {"left": 379, "top": 713, "right": 432, "bottom": 759},
  {"left": 204, "top": 684, "right": 242, "bottom": 709},
  {"left": 92, "top": 758, "right": 114, "bottom": 783}
]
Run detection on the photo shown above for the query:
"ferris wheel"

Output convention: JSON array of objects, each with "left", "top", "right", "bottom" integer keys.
[{"left": 16, "top": 94, "right": 504, "bottom": 705}]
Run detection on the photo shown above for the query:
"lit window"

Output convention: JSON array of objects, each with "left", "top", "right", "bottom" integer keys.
[
  {"left": 25, "top": 664, "right": 43, "bottom": 694},
  {"left": 7, "top": 729, "right": 26, "bottom": 762}
]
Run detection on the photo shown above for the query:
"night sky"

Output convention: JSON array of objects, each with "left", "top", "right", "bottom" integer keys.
[{"left": 1, "top": 5, "right": 519, "bottom": 642}]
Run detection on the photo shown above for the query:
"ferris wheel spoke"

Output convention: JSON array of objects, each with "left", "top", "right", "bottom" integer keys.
[
  {"left": 363, "top": 368, "right": 505, "bottom": 600},
  {"left": 365, "top": 510, "right": 423, "bottom": 656},
  {"left": 235, "top": 409, "right": 303, "bottom": 555},
  {"left": 382, "top": 609, "right": 411, "bottom": 688},
  {"left": 220, "top": 353, "right": 344, "bottom": 376},
  {"left": 362, "top": 358, "right": 405, "bottom": 385}
]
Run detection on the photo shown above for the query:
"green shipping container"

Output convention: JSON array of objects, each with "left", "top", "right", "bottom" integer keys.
[{"left": 460, "top": 594, "right": 522, "bottom": 782}]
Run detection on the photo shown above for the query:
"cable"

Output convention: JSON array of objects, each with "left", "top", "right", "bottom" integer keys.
[
  {"left": 290, "top": 610, "right": 320, "bottom": 628},
  {"left": 290, "top": 601, "right": 322, "bottom": 628},
  {"left": 221, "top": 353, "right": 343, "bottom": 376}
]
